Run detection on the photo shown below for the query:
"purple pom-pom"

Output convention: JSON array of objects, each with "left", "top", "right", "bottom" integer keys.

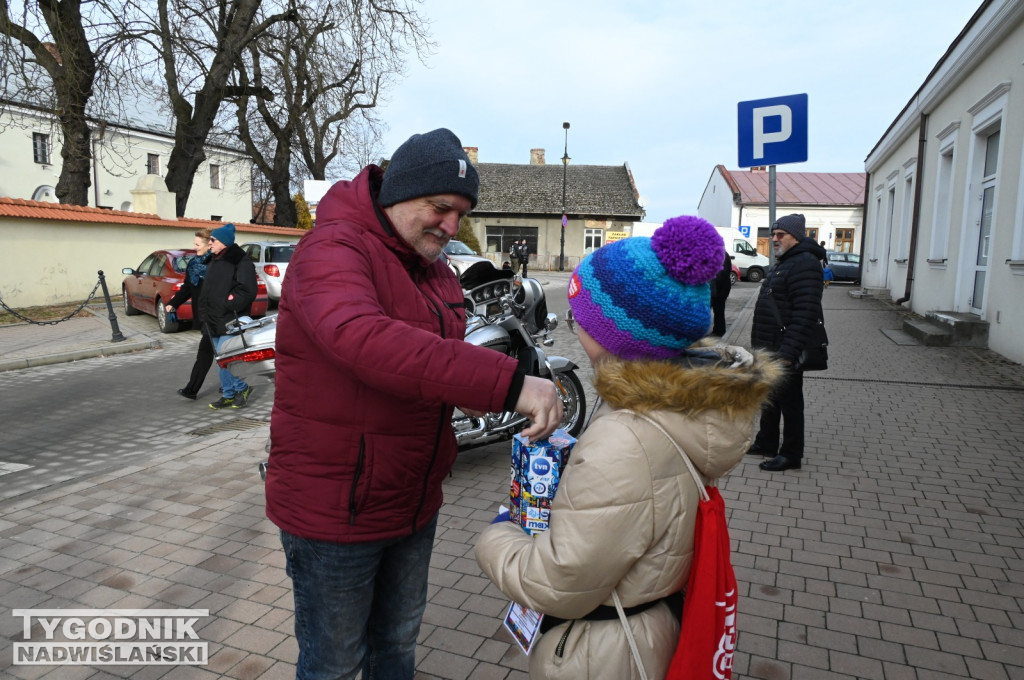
[{"left": 650, "top": 216, "right": 725, "bottom": 285}]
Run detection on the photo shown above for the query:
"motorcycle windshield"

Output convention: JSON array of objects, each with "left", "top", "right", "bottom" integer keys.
[{"left": 460, "top": 261, "right": 513, "bottom": 290}]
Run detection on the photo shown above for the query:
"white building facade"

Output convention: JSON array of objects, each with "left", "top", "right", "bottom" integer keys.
[
  {"left": 0, "top": 102, "right": 253, "bottom": 223},
  {"left": 863, "top": 0, "right": 1024, "bottom": 364},
  {"left": 698, "top": 165, "right": 865, "bottom": 256}
]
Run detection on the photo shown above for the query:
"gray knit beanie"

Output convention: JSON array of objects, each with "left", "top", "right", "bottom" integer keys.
[
  {"left": 773, "top": 213, "right": 806, "bottom": 240},
  {"left": 378, "top": 128, "right": 479, "bottom": 209}
]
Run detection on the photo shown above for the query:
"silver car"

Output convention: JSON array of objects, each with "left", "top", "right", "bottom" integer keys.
[
  {"left": 443, "top": 240, "right": 493, "bottom": 277},
  {"left": 241, "top": 241, "right": 297, "bottom": 302}
]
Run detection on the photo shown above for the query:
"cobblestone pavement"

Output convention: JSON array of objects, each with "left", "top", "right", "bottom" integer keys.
[{"left": 1, "top": 278, "right": 1023, "bottom": 679}]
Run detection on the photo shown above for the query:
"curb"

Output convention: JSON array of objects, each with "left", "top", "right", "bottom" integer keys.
[{"left": 0, "top": 338, "right": 162, "bottom": 372}]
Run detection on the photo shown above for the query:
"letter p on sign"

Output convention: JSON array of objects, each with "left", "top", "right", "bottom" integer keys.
[{"left": 737, "top": 93, "right": 808, "bottom": 168}]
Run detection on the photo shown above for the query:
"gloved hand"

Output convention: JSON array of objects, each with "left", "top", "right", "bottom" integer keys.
[{"left": 491, "top": 510, "right": 511, "bottom": 525}]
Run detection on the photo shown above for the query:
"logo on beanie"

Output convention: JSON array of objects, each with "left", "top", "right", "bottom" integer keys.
[
  {"left": 458, "top": 160, "right": 467, "bottom": 178},
  {"left": 568, "top": 272, "right": 581, "bottom": 299}
]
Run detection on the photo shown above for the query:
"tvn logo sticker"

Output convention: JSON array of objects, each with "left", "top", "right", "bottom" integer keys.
[{"left": 12, "top": 609, "right": 209, "bottom": 666}]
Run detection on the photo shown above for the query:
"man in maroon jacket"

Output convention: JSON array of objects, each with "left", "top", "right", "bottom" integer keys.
[{"left": 266, "top": 128, "right": 563, "bottom": 679}]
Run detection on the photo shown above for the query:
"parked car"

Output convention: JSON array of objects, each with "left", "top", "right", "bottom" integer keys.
[
  {"left": 240, "top": 241, "right": 296, "bottom": 302},
  {"left": 729, "top": 261, "right": 742, "bottom": 285},
  {"left": 826, "top": 250, "right": 861, "bottom": 283},
  {"left": 443, "top": 240, "right": 492, "bottom": 277},
  {"left": 121, "top": 249, "right": 268, "bottom": 333}
]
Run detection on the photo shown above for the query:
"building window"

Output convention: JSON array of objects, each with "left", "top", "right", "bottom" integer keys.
[
  {"left": 210, "top": 164, "right": 222, "bottom": 189},
  {"left": 146, "top": 153, "right": 160, "bottom": 175},
  {"left": 806, "top": 228, "right": 818, "bottom": 242},
  {"left": 835, "top": 229, "right": 855, "bottom": 253},
  {"left": 33, "top": 133, "right": 50, "bottom": 164},
  {"left": 584, "top": 228, "right": 603, "bottom": 255},
  {"left": 930, "top": 140, "right": 956, "bottom": 262},
  {"left": 898, "top": 165, "right": 915, "bottom": 260},
  {"left": 485, "top": 226, "right": 537, "bottom": 261}
]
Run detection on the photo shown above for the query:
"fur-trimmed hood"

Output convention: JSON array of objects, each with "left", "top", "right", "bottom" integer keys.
[
  {"left": 590, "top": 340, "right": 783, "bottom": 480},
  {"left": 594, "top": 340, "right": 782, "bottom": 418}
]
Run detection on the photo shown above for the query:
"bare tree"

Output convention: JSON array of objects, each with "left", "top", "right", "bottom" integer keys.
[
  {"left": 1, "top": 0, "right": 102, "bottom": 205},
  {"left": 119, "top": 0, "right": 298, "bottom": 217},
  {"left": 232, "top": 0, "right": 428, "bottom": 226}
]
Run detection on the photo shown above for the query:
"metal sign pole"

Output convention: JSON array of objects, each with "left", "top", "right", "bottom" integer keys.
[{"left": 768, "top": 165, "right": 777, "bottom": 269}]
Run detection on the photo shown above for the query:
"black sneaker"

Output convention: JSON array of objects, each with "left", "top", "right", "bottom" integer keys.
[
  {"left": 209, "top": 396, "right": 235, "bottom": 410},
  {"left": 177, "top": 388, "right": 197, "bottom": 401},
  {"left": 231, "top": 385, "right": 253, "bottom": 408}
]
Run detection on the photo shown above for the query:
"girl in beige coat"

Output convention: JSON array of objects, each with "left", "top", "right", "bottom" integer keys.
[{"left": 476, "top": 216, "right": 781, "bottom": 679}]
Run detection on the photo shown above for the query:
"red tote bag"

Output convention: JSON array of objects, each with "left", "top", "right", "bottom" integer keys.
[
  {"left": 623, "top": 412, "right": 739, "bottom": 680},
  {"left": 665, "top": 485, "right": 738, "bottom": 679}
]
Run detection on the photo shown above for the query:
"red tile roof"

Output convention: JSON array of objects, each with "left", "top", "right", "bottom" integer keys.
[
  {"left": 718, "top": 166, "right": 866, "bottom": 206},
  {"left": 0, "top": 197, "right": 306, "bottom": 236}
]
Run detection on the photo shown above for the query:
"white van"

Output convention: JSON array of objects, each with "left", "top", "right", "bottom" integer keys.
[{"left": 715, "top": 227, "right": 769, "bottom": 282}]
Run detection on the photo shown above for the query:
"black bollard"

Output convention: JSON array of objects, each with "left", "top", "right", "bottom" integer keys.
[{"left": 97, "top": 270, "right": 126, "bottom": 342}]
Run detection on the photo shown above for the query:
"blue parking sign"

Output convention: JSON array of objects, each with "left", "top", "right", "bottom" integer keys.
[{"left": 738, "top": 94, "right": 808, "bottom": 167}]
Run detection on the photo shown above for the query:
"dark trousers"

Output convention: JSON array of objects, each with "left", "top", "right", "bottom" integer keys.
[
  {"left": 711, "top": 297, "right": 727, "bottom": 336},
  {"left": 753, "top": 368, "right": 804, "bottom": 460},
  {"left": 183, "top": 332, "right": 214, "bottom": 395},
  {"left": 520, "top": 260, "right": 528, "bottom": 278}
]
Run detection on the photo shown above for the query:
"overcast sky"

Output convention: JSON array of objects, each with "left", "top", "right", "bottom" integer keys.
[{"left": 373, "top": 1, "right": 983, "bottom": 224}]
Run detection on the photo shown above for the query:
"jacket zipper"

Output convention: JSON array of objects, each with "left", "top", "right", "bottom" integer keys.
[
  {"left": 554, "top": 620, "right": 575, "bottom": 658},
  {"left": 349, "top": 436, "right": 366, "bottom": 525},
  {"left": 413, "top": 286, "right": 449, "bottom": 533}
]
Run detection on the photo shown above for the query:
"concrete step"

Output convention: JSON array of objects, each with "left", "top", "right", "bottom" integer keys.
[
  {"left": 926, "top": 311, "right": 989, "bottom": 347},
  {"left": 903, "top": 318, "right": 953, "bottom": 346},
  {"left": 851, "top": 286, "right": 891, "bottom": 301}
]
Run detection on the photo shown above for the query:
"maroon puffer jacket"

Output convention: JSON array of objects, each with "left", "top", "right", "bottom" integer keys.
[{"left": 266, "top": 166, "right": 519, "bottom": 542}]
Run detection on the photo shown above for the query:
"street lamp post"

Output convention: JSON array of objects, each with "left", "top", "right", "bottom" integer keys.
[{"left": 559, "top": 122, "right": 570, "bottom": 271}]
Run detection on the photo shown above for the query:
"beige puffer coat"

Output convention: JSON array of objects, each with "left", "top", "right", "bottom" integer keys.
[{"left": 476, "top": 343, "right": 781, "bottom": 679}]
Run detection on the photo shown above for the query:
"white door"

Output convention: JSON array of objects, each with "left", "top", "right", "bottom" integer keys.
[{"left": 969, "top": 130, "right": 999, "bottom": 315}]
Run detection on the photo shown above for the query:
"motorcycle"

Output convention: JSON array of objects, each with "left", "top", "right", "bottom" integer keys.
[
  {"left": 453, "top": 261, "right": 586, "bottom": 448},
  {"left": 214, "top": 261, "right": 587, "bottom": 459}
]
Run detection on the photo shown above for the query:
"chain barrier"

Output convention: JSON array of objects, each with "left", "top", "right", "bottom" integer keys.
[
  {"left": 0, "top": 278, "right": 103, "bottom": 326},
  {"left": 1, "top": 270, "right": 125, "bottom": 342}
]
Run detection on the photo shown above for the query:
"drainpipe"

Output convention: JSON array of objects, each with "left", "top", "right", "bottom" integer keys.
[
  {"left": 859, "top": 169, "right": 870, "bottom": 281},
  {"left": 896, "top": 112, "right": 928, "bottom": 305}
]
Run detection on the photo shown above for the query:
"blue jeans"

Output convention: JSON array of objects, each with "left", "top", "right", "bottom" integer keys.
[
  {"left": 210, "top": 335, "right": 248, "bottom": 398},
  {"left": 281, "top": 514, "right": 438, "bottom": 680}
]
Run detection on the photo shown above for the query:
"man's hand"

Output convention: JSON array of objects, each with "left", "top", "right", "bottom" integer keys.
[{"left": 514, "top": 376, "right": 563, "bottom": 441}]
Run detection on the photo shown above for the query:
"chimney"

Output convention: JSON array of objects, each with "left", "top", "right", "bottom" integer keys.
[
  {"left": 530, "top": 149, "right": 546, "bottom": 165},
  {"left": 464, "top": 147, "right": 478, "bottom": 164},
  {"left": 749, "top": 166, "right": 767, "bottom": 172}
]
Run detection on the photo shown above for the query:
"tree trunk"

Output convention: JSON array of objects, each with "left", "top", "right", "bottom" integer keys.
[
  {"left": 270, "top": 140, "right": 296, "bottom": 227},
  {"left": 162, "top": 0, "right": 265, "bottom": 217},
  {"left": 38, "top": 0, "right": 98, "bottom": 205},
  {"left": 53, "top": 104, "right": 93, "bottom": 206}
]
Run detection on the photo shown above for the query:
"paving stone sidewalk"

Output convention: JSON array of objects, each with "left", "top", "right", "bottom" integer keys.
[{"left": 2, "top": 283, "right": 1023, "bottom": 679}]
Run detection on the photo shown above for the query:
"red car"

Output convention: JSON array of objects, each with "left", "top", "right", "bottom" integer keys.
[{"left": 121, "top": 249, "right": 268, "bottom": 333}]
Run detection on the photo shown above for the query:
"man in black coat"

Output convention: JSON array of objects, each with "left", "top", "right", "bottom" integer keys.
[
  {"left": 709, "top": 250, "right": 733, "bottom": 336},
  {"left": 517, "top": 240, "right": 530, "bottom": 277},
  {"left": 200, "top": 223, "right": 259, "bottom": 410},
  {"left": 749, "top": 214, "right": 825, "bottom": 471}
]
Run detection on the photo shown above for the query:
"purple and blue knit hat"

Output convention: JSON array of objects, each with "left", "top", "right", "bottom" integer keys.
[{"left": 567, "top": 216, "right": 725, "bottom": 360}]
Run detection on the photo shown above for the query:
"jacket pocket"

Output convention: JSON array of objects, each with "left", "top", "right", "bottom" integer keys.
[{"left": 348, "top": 436, "right": 367, "bottom": 525}]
